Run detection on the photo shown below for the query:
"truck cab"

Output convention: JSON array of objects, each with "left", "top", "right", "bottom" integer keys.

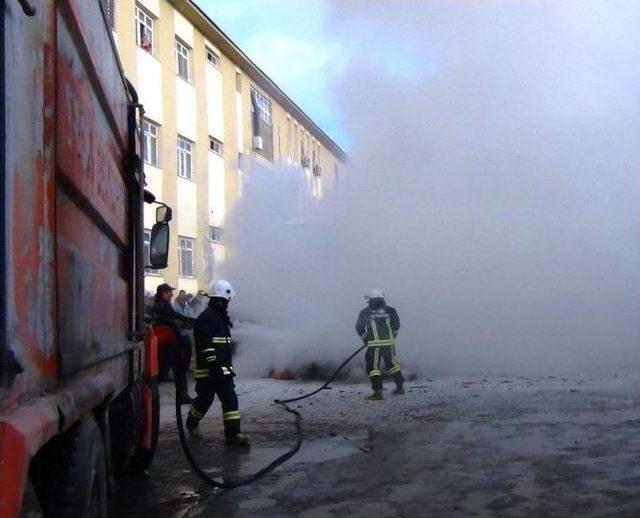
[{"left": 1, "top": 1, "right": 170, "bottom": 515}]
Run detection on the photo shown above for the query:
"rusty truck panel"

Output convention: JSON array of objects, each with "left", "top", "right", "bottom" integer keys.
[
  {"left": 1, "top": 0, "right": 151, "bottom": 514},
  {"left": 55, "top": 0, "right": 132, "bottom": 374},
  {"left": 58, "top": 0, "right": 129, "bottom": 147},
  {"left": 3, "top": 0, "right": 58, "bottom": 405}
]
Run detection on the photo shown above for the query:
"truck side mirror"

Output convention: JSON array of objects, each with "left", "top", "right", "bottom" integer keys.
[
  {"left": 149, "top": 222, "right": 170, "bottom": 269},
  {"left": 156, "top": 205, "right": 172, "bottom": 224}
]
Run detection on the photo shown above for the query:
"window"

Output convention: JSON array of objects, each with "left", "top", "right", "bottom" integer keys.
[
  {"left": 135, "top": 5, "right": 154, "bottom": 54},
  {"left": 141, "top": 119, "right": 159, "bottom": 167},
  {"left": 143, "top": 229, "right": 158, "bottom": 274},
  {"left": 177, "top": 136, "right": 194, "bottom": 180},
  {"left": 251, "top": 89, "right": 272, "bottom": 125},
  {"left": 235, "top": 72, "right": 242, "bottom": 92},
  {"left": 205, "top": 46, "right": 220, "bottom": 67},
  {"left": 251, "top": 88, "right": 273, "bottom": 159},
  {"left": 175, "top": 38, "right": 191, "bottom": 81},
  {"left": 208, "top": 226, "right": 223, "bottom": 242},
  {"left": 287, "top": 118, "right": 292, "bottom": 159},
  {"left": 102, "top": 0, "right": 115, "bottom": 30},
  {"left": 209, "top": 137, "right": 223, "bottom": 155},
  {"left": 178, "top": 237, "right": 194, "bottom": 277}
]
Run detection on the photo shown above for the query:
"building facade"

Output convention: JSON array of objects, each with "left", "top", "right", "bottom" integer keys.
[{"left": 109, "top": 0, "right": 346, "bottom": 294}]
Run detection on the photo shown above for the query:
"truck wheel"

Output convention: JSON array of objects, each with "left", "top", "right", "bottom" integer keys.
[
  {"left": 49, "top": 415, "right": 107, "bottom": 518},
  {"left": 131, "top": 377, "right": 160, "bottom": 471}
]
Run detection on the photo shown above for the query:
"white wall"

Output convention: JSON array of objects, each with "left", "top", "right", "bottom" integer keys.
[
  {"left": 173, "top": 9, "right": 194, "bottom": 46},
  {"left": 235, "top": 90, "right": 243, "bottom": 152},
  {"left": 176, "top": 79, "right": 196, "bottom": 140},
  {"left": 138, "top": 0, "right": 160, "bottom": 17},
  {"left": 145, "top": 276, "right": 165, "bottom": 295},
  {"left": 208, "top": 153, "right": 226, "bottom": 227},
  {"left": 143, "top": 164, "right": 163, "bottom": 228},
  {"left": 136, "top": 49, "right": 163, "bottom": 124},
  {"left": 177, "top": 177, "right": 198, "bottom": 237},
  {"left": 178, "top": 277, "right": 198, "bottom": 293},
  {"left": 205, "top": 61, "right": 224, "bottom": 141},
  {"left": 212, "top": 242, "right": 226, "bottom": 263}
]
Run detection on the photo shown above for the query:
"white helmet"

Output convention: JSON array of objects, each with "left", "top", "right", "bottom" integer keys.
[
  {"left": 366, "top": 288, "right": 385, "bottom": 300},
  {"left": 208, "top": 279, "right": 235, "bottom": 300}
]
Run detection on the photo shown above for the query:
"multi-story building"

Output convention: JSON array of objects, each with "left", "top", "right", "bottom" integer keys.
[{"left": 108, "top": 0, "right": 347, "bottom": 294}]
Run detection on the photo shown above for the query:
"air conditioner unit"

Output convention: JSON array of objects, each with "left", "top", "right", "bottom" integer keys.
[
  {"left": 313, "top": 165, "right": 322, "bottom": 176},
  {"left": 301, "top": 156, "right": 310, "bottom": 168},
  {"left": 252, "top": 136, "right": 263, "bottom": 150}
]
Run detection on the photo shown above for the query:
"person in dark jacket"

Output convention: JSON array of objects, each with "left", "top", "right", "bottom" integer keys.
[
  {"left": 150, "top": 283, "right": 196, "bottom": 404},
  {"left": 186, "top": 280, "right": 249, "bottom": 445},
  {"left": 355, "top": 288, "right": 405, "bottom": 400}
]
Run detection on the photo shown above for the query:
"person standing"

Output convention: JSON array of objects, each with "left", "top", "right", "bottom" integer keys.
[
  {"left": 186, "top": 280, "right": 249, "bottom": 445},
  {"left": 173, "top": 289, "right": 192, "bottom": 317},
  {"left": 150, "top": 283, "right": 196, "bottom": 404},
  {"left": 355, "top": 288, "right": 405, "bottom": 400}
]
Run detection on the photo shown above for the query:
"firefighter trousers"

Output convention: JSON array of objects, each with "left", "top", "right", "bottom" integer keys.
[
  {"left": 365, "top": 344, "right": 404, "bottom": 391},
  {"left": 185, "top": 376, "right": 241, "bottom": 437}
]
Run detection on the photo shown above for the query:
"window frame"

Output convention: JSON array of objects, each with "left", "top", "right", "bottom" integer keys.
[
  {"left": 143, "top": 229, "right": 159, "bottom": 275},
  {"left": 205, "top": 46, "right": 220, "bottom": 68},
  {"left": 175, "top": 37, "right": 191, "bottom": 82},
  {"left": 178, "top": 236, "right": 195, "bottom": 278},
  {"left": 176, "top": 135, "right": 194, "bottom": 180},
  {"left": 135, "top": 5, "right": 155, "bottom": 54},
  {"left": 251, "top": 88, "right": 272, "bottom": 127},
  {"left": 208, "top": 226, "right": 223, "bottom": 243},
  {"left": 141, "top": 119, "right": 159, "bottom": 167},
  {"left": 102, "top": 0, "right": 115, "bottom": 30},
  {"left": 208, "top": 136, "right": 223, "bottom": 156}
]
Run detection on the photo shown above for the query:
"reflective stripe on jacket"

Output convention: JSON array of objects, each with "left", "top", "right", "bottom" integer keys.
[
  {"left": 355, "top": 305, "right": 400, "bottom": 347},
  {"left": 193, "top": 306, "right": 235, "bottom": 379}
]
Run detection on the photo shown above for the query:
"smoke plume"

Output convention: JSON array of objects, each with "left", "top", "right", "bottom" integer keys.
[{"left": 224, "top": 0, "right": 640, "bottom": 378}]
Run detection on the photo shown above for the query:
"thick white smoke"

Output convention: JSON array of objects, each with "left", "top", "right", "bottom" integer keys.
[{"left": 224, "top": 0, "right": 640, "bottom": 378}]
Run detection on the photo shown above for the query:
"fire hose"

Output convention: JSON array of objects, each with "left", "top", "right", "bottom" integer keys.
[{"left": 175, "top": 343, "right": 367, "bottom": 489}]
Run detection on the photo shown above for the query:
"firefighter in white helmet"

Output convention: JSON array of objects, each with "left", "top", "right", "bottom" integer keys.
[
  {"left": 355, "top": 288, "right": 405, "bottom": 400},
  {"left": 185, "top": 280, "right": 249, "bottom": 445}
]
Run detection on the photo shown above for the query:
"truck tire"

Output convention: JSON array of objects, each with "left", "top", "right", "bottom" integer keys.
[
  {"left": 131, "top": 377, "right": 160, "bottom": 471},
  {"left": 49, "top": 415, "right": 107, "bottom": 518}
]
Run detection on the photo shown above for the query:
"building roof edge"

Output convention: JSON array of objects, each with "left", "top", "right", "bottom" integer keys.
[{"left": 172, "top": 0, "right": 348, "bottom": 161}]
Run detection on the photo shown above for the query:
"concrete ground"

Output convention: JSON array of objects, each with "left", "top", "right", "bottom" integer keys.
[{"left": 109, "top": 374, "right": 640, "bottom": 517}]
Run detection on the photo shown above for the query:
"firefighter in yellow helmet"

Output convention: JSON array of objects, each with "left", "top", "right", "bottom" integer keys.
[{"left": 355, "top": 288, "right": 405, "bottom": 400}]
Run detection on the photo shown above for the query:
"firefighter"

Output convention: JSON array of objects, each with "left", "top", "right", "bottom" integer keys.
[
  {"left": 186, "top": 280, "right": 249, "bottom": 445},
  {"left": 355, "top": 288, "right": 405, "bottom": 400}
]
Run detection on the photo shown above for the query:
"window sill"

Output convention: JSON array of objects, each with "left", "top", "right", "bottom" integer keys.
[
  {"left": 179, "top": 275, "right": 196, "bottom": 279},
  {"left": 143, "top": 160, "right": 161, "bottom": 169},
  {"left": 137, "top": 45, "right": 159, "bottom": 61},
  {"left": 145, "top": 271, "right": 162, "bottom": 277},
  {"left": 177, "top": 175, "right": 197, "bottom": 183},
  {"left": 177, "top": 75, "right": 194, "bottom": 87}
]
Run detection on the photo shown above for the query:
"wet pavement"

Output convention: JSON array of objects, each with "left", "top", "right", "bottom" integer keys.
[{"left": 109, "top": 375, "right": 640, "bottom": 517}]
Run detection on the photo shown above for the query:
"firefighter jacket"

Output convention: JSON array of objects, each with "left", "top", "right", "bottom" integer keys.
[
  {"left": 355, "top": 304, "right": 400, "bottom": 347},
  {"left": 193, "top": 306, "right": 235, "bottom": 380}
]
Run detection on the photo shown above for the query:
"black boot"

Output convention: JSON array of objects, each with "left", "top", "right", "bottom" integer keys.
[{"left": 366, "top": 390, "right": 384, "bottom": 400}]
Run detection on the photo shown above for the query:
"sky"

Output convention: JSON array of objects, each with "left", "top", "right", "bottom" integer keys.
[{"left": 198, "top": 0, "right": 350, "bottom": 149}]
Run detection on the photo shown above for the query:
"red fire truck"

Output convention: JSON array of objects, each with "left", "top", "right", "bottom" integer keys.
[{"left": 1, "top": 1, "right": 170, "bottom": 515}]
